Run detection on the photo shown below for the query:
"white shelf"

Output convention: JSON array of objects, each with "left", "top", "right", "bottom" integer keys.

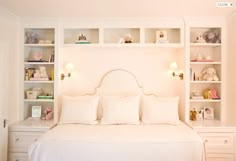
[
  {"left": 143, "top": 43, "right": 183, "bottom": 48},
  {"left": 186, "top": 120, "right": 236, "bottom": 129},
  {"left": 9, "top": 119, "right": 57, "bottom": 131},
  {"left": 24, "top": 44, "right": 54, "bottom": 47},
  {"left": 190, "top": 62, "right": 221, "bottom": 65},
  {"left": 24, "top": 99, "right": 54, "bottom": 102},
  {"left": 190, "top": 43, "right": 221, "bottom": 47},
  {"left": 63, "top": 25, "right": 183, "bottom": 47},
  {"left": 190, "top": 99, "right": 221, "bottom": 103},
  {"left": 24, "top": 62, "right": 54, "bottom": 65},
  {"left": 24, "top": 80, "right": 54, "bottom": 83},
  {"left": 190, "top": 81, "right": 221, "bottom": 84},
  {"left": 63, "top": 43, "right": 183, "bottom": 48}
]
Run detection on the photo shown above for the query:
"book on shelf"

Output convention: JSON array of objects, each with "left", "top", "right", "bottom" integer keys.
[
  {"left": 27, "top": 60, "right": 48, "bottom": 62},
  {"left": 75, "top": 40, "right": 91, "bottom": 44},
  {"left": 30, "top": 77, "right": 49, "bottom": 81},
  {"left": 191, "top": 59, "right": 213, "bottom": 62},
  {"left": 190, "top": 68, "right": 192, "bottom": 81},
  {"left": 37, "top": 95, "right": 53, "bottom": 99},
  {"left": 191, "top": 96, "right": 204, "bottom": 99}
]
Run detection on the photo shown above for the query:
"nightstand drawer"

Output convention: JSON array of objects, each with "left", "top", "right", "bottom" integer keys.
[
  {"left": 8, "top": 152, "right": 28, "bottom": 161},
  {"left": 206, "top": 154, "right": 234, "bottom": 161},
  {"left": 9, "top": 132, "right": 44, "bottom": 152},
  {"left": 199, "top": 133, "right": 234, "bottom": 153}
]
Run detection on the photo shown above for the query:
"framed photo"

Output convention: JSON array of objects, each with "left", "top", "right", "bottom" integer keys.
[
  {"left": 32, "top": 105, "right": 42, "bottom": 118},
  {"left": 204, "top": 107, "right": 214, "bottom": 120},
  {"left": 156, "top": 30, "right": 168, "bottom": 43}
]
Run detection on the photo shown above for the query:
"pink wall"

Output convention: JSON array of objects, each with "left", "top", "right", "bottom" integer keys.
[
  {"left": 227, "top": 13, "right": 236, "bottom": 123},
  {"left": 0, "top": 6, "right": 19, "bottom": 123},
  {"left": 58, "top": 47, "right": 186, "bottom": 120}
]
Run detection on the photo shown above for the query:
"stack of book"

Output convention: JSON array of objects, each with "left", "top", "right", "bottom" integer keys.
[
  {"left": 191, "top": 95, "right": 204, "bottom": 100},
  {"left": 191, "top": 92, "right": 204, "bottom": 100}
]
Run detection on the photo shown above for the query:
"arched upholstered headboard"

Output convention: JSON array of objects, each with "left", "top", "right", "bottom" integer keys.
[
  {"left": 59, "top": 69, "right": 158, "bottom": 120},
  {"left": 95, "top": 69, "right": 144, "bottom": 95}
]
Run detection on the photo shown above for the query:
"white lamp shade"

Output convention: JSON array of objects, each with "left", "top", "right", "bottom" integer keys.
[
  {"left": 65, "top": 62, "right": 74, "bottom": 72},
  {"left": 169, "top": 62, "right": 178, "bottom": 70}
]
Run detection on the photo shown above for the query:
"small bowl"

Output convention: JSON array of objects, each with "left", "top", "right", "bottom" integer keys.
[{"left": 205, "top": 56, "right": 212, "bottom": 60}]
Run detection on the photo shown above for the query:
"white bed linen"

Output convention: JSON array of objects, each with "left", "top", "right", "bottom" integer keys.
[{"left": 29, "top": 122, "right": 204, "bottom": 161}]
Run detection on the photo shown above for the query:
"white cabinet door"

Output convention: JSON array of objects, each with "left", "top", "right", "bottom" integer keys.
[
  {"left": 200, "top": 133, "right": 234, "bottom": 153},
  {"left": 0, "top": 43, "right": 10, "bottom": 161},
  {"left": 9, "top": 132, "right": 44, "bottom": 152},
  {"left": 206, "top": 154, "right": 234, "bottom": 161},
  {"left": 8, "top": 153, "right": 28, "bottom": 161}
]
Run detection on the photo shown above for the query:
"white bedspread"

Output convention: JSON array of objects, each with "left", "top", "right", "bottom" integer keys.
[{"left": 29, "top": 122, "right": 204, "bottom": 161}]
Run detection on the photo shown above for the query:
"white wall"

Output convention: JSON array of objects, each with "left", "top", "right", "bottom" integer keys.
[
  {"left": 58, "top": 47, "right": 186, "bottom": 120},
  {"left": 226, "top": 13, "right": 236, "bottom": 123},
  {"left": 0, "top": 6, "right": 19, "bottom": 123}
]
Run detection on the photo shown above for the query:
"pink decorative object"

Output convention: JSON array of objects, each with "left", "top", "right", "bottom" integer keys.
[
  {"left": 41, "top": 107, "right": 53, "bottom": 120},
  {"left": 211, "top": 89, "right": 220, "bottom": 99},
  {"left": 34, "top": 52, "right": 42, "bottom": 60}
]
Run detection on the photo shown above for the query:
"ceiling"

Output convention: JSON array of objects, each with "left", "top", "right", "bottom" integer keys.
[{"left": 0, "top": 0, "right": 236, "bottom": 18}]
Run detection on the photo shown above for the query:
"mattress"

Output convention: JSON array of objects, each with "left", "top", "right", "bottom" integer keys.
[{"left": 29, "top": 122, "right": 204, "bottom": 161}]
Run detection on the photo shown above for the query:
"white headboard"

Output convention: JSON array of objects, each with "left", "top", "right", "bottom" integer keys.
[
  {"left": 95, "top": 69, "right": 143, "bottom": 95},
  {"left": 60, "top": 69, "right": 157, "bottom": 120}
]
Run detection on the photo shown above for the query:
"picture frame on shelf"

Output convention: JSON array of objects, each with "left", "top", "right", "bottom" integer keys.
[
  {"left": 32, "top": 105, "right": 42, "bottom": 118},
  {"left": 203, "top": 107, "right": 214, "bottom": 120},
  {"left": 156, "top": 30, "right": 168, "bottom": 43}
]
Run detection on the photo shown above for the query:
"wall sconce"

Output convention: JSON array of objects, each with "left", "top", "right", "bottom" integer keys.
[
  {"left": 169, "top": 62, "right": 184, "bottom": 80},
  {"left": 61, "top": 62, "right": 74, "bottom": 80}
]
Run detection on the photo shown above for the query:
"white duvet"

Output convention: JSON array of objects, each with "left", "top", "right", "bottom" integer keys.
[{"left": 29, "top": 122, "right": 204, "bottom": 161}]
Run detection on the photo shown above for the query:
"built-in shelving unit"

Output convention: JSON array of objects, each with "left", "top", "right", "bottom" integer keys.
[
  {"left": 185, "top": 22, "right": 224, "bottom": 123},
  {"left": 62, "top": 19, "right": 184, "bottom": 47},
  {"left": 22, "top": 28, "right": 57, "bottom": 121}
]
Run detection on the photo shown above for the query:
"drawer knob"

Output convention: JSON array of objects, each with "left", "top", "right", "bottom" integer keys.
[
  {"left": 15, "top": 138, "right": 20, "bottom": 142},
  {"left": 204, "top": 139, "right": 208, "bottom": 143},
  {"left": 16, "top": 160, "right": 19, "bottom": 161},
  {"left": 224, "top": 140, "right": 228, "bottom": 144},
  {"left": 34, "top": 139, "right": 38, "bottom": 141}
]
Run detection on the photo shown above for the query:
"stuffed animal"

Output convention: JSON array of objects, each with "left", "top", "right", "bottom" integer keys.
[
  {"left": 194, "top": 35, "right": 206, "bottom": 43},
  {"left": 202, "top": 67, "right": 219, "bottom": 81},
  {"left": 41, "top": 107, "right": 53, "bottom": 120},
  {"left": 25, "top": 32, "right": 39, "bottom": 44},
  {"left": 124, "top": 34, "right": 133, "bottom": 43},
  {"left": 203, "top": 29, "right": 221, "bottom": 43}
]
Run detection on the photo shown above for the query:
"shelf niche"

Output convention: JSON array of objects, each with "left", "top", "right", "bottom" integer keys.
[
  {"left": 144, "top": 28, "right": 181, "bottom": 44},
  {"left": 64, "top": 28, "right": 99, "bottom": 44}
]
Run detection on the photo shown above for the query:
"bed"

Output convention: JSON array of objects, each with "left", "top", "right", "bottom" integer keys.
[{"left": 29, "top": 69, "right": 204, "bottom": 161}]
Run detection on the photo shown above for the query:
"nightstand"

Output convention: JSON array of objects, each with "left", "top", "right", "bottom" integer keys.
[
  {"left": 8, "top": 118, "right": 57, "bottom": 161},
  {"left": 186, "top": 120, "right": 236, "bottom": 161}
]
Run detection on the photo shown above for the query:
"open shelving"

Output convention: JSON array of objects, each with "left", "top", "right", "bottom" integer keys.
[
  {"left": 186, "top": 25, "right": 224, "bottom": 123},
  {"left": 62, "top": 20, "right": 184, "bottom": 47},
  {"left": 22, "top": 28, "right": 56, "bottom": 121}
]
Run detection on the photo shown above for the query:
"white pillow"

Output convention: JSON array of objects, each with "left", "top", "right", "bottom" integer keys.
[
  {"left": 101, "top": 95, "right": 140, "bottom": 124},
  {"left": 60, "top": 95, "right": 99, "bottom": 124},
  {"left": 142, "top": 96, "right": 179, "bottom": 125}
]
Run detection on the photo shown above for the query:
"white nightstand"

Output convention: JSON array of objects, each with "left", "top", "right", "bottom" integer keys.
[
  {"left": 8, "top": 118, "right": 57, "bottom": 161},
  {"left": 186, "top": 120, "right": 236, "bottom": 161}
]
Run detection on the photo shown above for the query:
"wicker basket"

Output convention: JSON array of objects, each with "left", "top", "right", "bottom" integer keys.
[{"left": 26, "top": 90, "right": 42, "bottom": 99}]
